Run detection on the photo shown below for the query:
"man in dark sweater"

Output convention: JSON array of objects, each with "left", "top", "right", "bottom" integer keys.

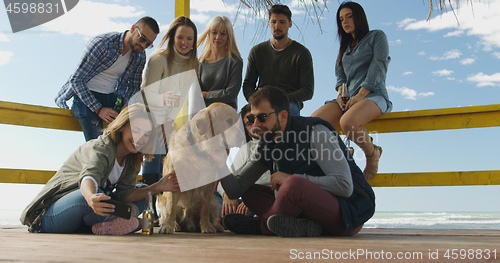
[
  {"left": 215, "top": 86, "right": 375, "bottom": 237},
  {"left": 242, "top": 4, "right": 314, "bottom": 116}
]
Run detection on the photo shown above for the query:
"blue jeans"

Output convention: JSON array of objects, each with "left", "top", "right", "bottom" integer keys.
[
  {"left": 71, "top": 91, "right": 119, "bottom": 141},
  {"left": 142, "top": 130, "right": 168, "bottom": 182},
  {"left": 289, "top": 102, "right": 300, "bottom": 116},
  {"left": 41, "top": 188, "right": 145, "bottom": 233}
]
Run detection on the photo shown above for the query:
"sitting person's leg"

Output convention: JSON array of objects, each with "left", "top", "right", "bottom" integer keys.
[
  {"left": 41, "top": 189, "right": 106, "bottom": 233},
  {"left": 263, "top": 175, "right": 362, "bottom": 236}
]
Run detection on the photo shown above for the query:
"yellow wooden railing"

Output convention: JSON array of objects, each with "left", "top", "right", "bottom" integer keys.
[
  {"left": 1, "top": 100, "right": 500, "bottom": 187},
  {"left": 1, "top": 0, "right": 499, "bottom": 188}
]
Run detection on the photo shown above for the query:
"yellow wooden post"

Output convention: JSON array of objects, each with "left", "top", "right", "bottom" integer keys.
[
  {"left": 173, "top": 0, "right": 190, "bottom": 131},
  {"left": 175, "top": 0, "right": 190, "bottom": 18}
]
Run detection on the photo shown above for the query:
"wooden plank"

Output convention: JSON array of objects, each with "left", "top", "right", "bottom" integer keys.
[
  {"left": 368, "top": 170, "right": 500, "bottom": 187},
  {"left": 0, "top": 101, "right": 82, "bottom": 131},
  {"left": 334, "top": 104, "right": 500, "bottom": 134},
  {"left": 1, "top": 226, "right": 500, "bottom": 263},
  {"left": 2, "top": 168, "right": 498, "bottom": 187},
  {"left": 0, "top": 168, "right": 144, "bottom": 185},
  {"left": 2, "top": 101, "right": 499, "bottom": 134}
]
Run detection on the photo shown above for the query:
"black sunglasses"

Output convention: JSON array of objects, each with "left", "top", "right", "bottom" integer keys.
[
  {"left": 246, "top": 111, "right": 277, "bottom": 124},
  {"left": 136, "top": 26, "right": 153, "bottom": 49}
]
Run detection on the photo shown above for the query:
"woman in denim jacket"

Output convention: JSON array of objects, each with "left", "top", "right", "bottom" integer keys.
[{"left": 312, "top": 1, "right": 392, "bottom": 179}]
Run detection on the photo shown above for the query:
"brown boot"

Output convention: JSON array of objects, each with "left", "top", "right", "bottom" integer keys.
[{"left": 363, "top": 144, "right": 382, "bottom": 180}]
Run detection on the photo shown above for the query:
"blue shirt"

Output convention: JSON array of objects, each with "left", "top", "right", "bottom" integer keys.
[
  {"left": 335, "top": 30, "right": 392, "bottom": 113},
  {"left": 55, "top": 31, "right": 146, "bottom": 112}
]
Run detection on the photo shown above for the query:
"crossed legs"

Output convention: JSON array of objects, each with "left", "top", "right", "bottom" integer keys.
[{"left": 311, "top": 100, "right": 382, "bottom": 179}]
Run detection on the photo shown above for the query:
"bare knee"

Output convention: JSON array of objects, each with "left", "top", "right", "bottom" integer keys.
[{"left": 339, "top": 116, "right": 360, "bottom": 134}]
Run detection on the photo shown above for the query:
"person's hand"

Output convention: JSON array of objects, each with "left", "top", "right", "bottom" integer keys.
[
  {"left": 163, "top": 91, "right": 180, "bottom": 106},
  {"left": 345, "top": 94, "right": 363, "bottom": 111},
  {"left": 85, "top": 193, "right": 114, "bottom": 216},
  {"left": 271, "top": 171, "right": 292, "bottom": 191},
  {"left": 209, "top": 145, "right": 228, "bottom": 169},
  {"left": 236, "top": 202, "right": 250, "bottom": 216},
  {"left": 221, "top": 193, "right": 239, "bottom": 217},
  {"left": 97, "top": 107, "right": 119, "bottom": 123},
  {"left": 201, "top": 91, "right": 209, "bottom": 98},
  {"left": 157, "top": 172, "right": 180, "bottom": 192}
]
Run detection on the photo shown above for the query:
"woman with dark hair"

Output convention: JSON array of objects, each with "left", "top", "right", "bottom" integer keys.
[
  {"left": 21, "top": 104, "right": 180, "bottom": 235},
  {"left": 312, "top": 1, "right": 392, "bottom": 179}
]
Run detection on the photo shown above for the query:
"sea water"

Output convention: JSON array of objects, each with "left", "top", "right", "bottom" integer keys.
[{"left": 364, "top": 211, "right": 500, "bottom": 230}]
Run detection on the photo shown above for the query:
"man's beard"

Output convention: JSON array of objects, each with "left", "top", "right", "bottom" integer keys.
[
  {"left": 129, "top": 38, "right": 141, "bottom": 53},
  {"left": 256, "top": 119, "right": 282, "bottom": 142},
  {"left": 273, "top": 32, "right": 284, "bottom": 40}
]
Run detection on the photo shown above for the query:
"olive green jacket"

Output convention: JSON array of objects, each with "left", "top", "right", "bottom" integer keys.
[{"left": 20, "top": 134, "right": 139, "bottom": 226}]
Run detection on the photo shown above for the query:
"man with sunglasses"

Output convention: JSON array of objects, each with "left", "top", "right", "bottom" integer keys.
[
  {"left": 217, "top": 86, "right": 375, "bottom": 237},
  {"left": 55, "top": 16, "right": 159, "bottom": 141}
]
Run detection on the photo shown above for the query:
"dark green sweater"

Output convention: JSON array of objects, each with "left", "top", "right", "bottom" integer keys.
[{"left": 242, "top": 40, "right": 314, "bottom": 109}]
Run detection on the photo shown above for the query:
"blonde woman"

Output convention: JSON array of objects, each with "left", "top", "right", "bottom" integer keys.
[
  {"left": 197, "top": 15, "right": 243, "bottom": 110},
  {"left": 141, "top": 16, "right": 199, "bottom": 200},
  {"left": 21, "top": 104, "right": 180, "bottom": 235}
]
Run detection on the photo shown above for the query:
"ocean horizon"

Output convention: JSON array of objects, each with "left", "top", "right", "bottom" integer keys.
[{"left": 2, "top": 209, "right": 499, "bottom": 230}]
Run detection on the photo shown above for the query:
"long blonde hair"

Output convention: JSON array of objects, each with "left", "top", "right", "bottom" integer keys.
[
  {"left": 152, "top": 16, "right": 199, "bottom": 75},
  {"left": 104, "top": 103, "right": 158, "bottom": 171},
  {"left": 197, "top": 15, "right": 241, "bottom": 63}
]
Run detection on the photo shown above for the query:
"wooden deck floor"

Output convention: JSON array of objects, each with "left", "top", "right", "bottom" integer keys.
[{"left": 1, "top": 225, "right": 499, "bottom": 262}]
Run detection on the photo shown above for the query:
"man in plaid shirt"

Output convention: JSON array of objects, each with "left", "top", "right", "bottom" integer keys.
[{"left": 55, "top": 16, "right": 159, "bottom": 141}]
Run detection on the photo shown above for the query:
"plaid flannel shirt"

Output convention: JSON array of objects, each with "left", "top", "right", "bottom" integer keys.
[{"left": 55, "top": 31, "right": 146, "bottom": 112}]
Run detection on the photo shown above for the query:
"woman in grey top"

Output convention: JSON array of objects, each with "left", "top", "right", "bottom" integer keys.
[
  {"left": 197, "top": 15, "right": 243, "bottom": 110},
  {"left": 312, "top": 1, "right": 392, "bottom": 179}
]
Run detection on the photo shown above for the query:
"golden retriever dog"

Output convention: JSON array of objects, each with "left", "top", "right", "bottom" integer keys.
[{"left": 157, "top": 102, "right": 244, "bottom": 234}]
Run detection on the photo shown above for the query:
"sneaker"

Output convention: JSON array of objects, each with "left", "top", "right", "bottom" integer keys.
[
  {"left": 92, "top": 217, "right": 139, "bottom": 235},
  {"left": 267, "top": 214, "right": 322, "bottom": 237},
  {"left": 222, "top": 214, "right": 262, "bottom": 235}
]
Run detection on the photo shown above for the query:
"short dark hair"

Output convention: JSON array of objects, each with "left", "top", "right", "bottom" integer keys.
[
  {"left": 269, "top": 4, "right": 292, "bottom": 21},
  {"left": 136, "top": 16, "right": 160, "bottom": 34},
  {"left": 250, "top": 86, "right": 290, "bottom": 114},
  {"left": 240, "top": 104, "right": 251, "bottom": 119}
]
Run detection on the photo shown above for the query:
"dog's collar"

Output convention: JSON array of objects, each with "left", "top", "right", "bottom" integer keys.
[{"left": 187, "top": 107, "right": 230, "bottom": 158}]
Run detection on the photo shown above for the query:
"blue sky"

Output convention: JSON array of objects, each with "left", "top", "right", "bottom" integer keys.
[{"left": 0, "top": 0, "right": 499, "bottom": 213}]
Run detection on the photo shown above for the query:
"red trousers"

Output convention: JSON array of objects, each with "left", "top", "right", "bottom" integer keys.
[{"left": 242, "top": 175, "right": 362, "bottom": 236}]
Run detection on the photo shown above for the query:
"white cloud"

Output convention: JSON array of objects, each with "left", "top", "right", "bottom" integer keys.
[
  {"left": 41, "top": 1, "right": 144, "bottom": 37},
  {"left": 444, "top": 30, "right": 464, "bottom": 37},
  {"left": 430, "top": 49, "right": 462, "bottom": 60},
  {"left": 0, "top": 51, "right": 14, "bottom": 65},
  {"left": 460, "top": 58, "right": 475, "bottom": 65},
  {"left": 397, "top": 18, "right": 416, "bottom": 28},
  {"left": 389, "top": 39, "right": 403, "bottom": 45},
  {"left": 0, "top": 32, "right": 9, "bottom": 42},
  {"left": 400, "top": 0, "right": 500, "bottom": 51},
  {"left": 403, "top": 71, "right": 413, "bottom": 75},
  {"left": 493, "top": 52, "right": 500, "bottom": 59},
  {"left": 418, "top": 92, "right": 435, "bottom": 97},
  {"left": 467, "top": 72, "right": 500, "bottom": 87},
  {"left": 417, "top": 51, "right": 426, "bottom": 56},
  {"left": 432, "top": 69, "right": 454, "bottom": 76},
  {"left": 388, "top": 86, "right": 436, "bottom": 100}
]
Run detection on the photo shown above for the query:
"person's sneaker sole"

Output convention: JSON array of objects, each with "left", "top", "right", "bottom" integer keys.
[
  {"left": 92, "top": 217, "right": 139, "bottom": 235},
  {"left": 267, "top": 214, "right": 322, "bottom": 237}
]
